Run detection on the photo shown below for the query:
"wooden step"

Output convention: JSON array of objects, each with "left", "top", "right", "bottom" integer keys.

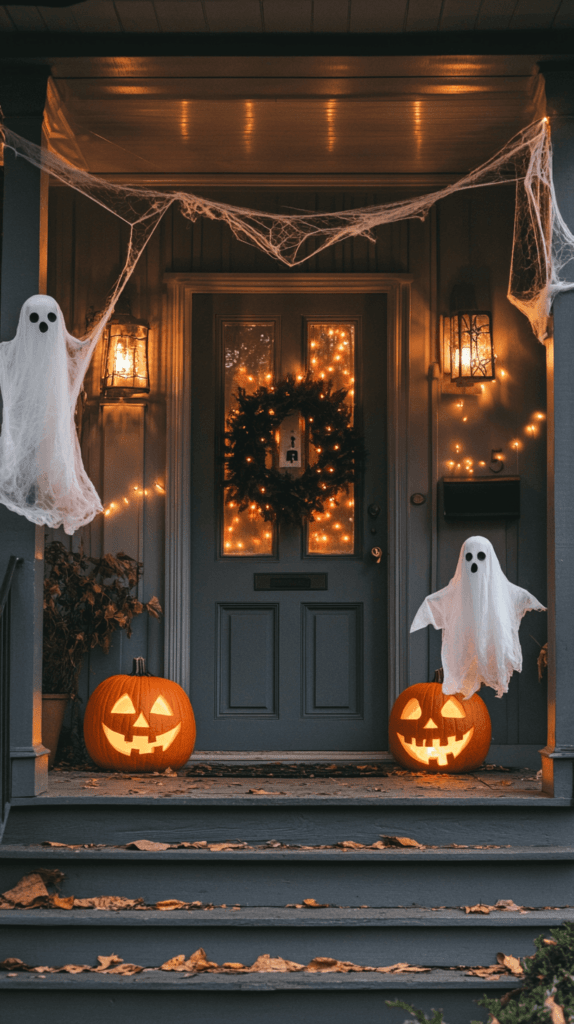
[
  {"left": 0, "top": 906, "right": 570, "bottom": 968},
  {"left": 0, "top": 968, "right": 521, "bottom": 1024},
  {"left": 1, "top": 844, "right": 573, "bottom": 908},
  {"left": 4, "top": 792, "right": 572, "bottom": 846}
]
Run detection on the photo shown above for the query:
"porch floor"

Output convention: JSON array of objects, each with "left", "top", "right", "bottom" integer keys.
[{"left": 44, "top": 766, "right": 544, "bottom": 803}]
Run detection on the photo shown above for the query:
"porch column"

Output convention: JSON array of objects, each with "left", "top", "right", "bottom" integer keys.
[
  {"left": 539, "top": 62, "right": 574, "bottom": 798},
  {"left": 0, "top": 68, "right": 50, "bottom": 797}
]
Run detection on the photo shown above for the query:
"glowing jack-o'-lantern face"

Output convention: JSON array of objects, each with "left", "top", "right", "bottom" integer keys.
[
  {"left": 83, "top": 659, "right": 196, "bottom": 772},
  {"left": 388, "top": 682, "right": 491, "bottom": 773}
]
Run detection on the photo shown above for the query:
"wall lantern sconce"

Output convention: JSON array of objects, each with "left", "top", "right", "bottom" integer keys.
[
  {"left": 101, "top": 307, "right": 150, "bottom": 398},
  {"left": 449, "top": 309, "right": 495, "bottom": 385}
]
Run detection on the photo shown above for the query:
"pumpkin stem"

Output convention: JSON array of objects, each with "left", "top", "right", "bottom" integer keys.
[
  {"left": 433, "top": 667, "right": 444, "bottom": 684},
  {"left": 132, "top": 657, "right": 150, "bottom": 676}
]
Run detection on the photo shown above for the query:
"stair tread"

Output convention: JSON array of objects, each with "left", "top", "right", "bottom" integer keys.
[
  {"left": 2, "top": 844, "right": 574, "bottom": 860},
  {"left": 11, "top": 793, "right": 567, "bottom": 808},
  {"left": 2, "top": 907, "right": 572, "bottom": 926},
  {"left": 0, "top": 968, "right": 523, "bottom": 990}
]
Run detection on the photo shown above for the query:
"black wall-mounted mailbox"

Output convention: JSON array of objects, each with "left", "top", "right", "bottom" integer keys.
[{"left": 443, "top": 477, "right": 520, "bottom": 519}]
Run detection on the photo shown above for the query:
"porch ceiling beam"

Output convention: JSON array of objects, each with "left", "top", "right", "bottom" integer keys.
[{"left": 0, "top": 29, "right": 574, "bottom": 61}]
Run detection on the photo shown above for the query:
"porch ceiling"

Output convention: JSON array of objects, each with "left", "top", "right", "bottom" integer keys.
[{"left": 42, "top": 53, "right": 543, "bottom": 181}]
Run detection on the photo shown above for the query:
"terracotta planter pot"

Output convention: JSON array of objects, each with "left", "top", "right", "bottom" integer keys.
[{"left": 42, "top": 694, "right": 69, "bottom": 770}]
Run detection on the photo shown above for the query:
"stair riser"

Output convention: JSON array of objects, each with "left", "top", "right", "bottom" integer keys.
[
  {"left": 0, "top": 857, "right": 571, "bottom": 907},
  {"left": 0, "top": 987, "right": 501, "bottom": 1024},
  {"left": 4, "top": 804, "right": 573, "bottom": 847},
  {"left": 0, "top": 922, "right": 551, "bottom": 967}
]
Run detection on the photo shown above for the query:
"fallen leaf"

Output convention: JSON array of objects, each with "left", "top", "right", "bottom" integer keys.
[
  {"left": 103, "top": 963, "right": 144, "bottom": 975},
  {"left": 0, "top": 958, "right": 28, "bottom": 971},
  {"left": 379, "top": 835, "right": 423, "bottom": 848},
  {"left": 125, "top": 840, "right": 170, "bottom": 851},
  {"left": 2, "top": 873, "right": 50, "bottom": 907},
  {"left": 303, "top": 898, "right": 330, "bottom": 908},
  {"left": 73, "top": 897, "right": 144, "bottom": 910},
  {"left": 30, "top": 966, "right": 59, "bottom": 974},
  {"left": 543, "top": 939, "right": 558, "bottom": 946},
  {"left": 222, "top": 962, "right": 247, "bottom": 970},
  {"left": 49, "top": 895, "right": 74, "bottom": 910},
  {"left": 155, "top": 900, "right": 188, "bottom": 911},
  {"left": 162, "top": 767, "right": 177, "bottom": 776},
  {"left": 93, "top": 955, "right": 124, "bottom": 972},
  {"left": 401, "top": 966, "right": 431, "bottom": 973},
  {"left": 208, "top": 843, "right": 245, "bottom": 852},
  {"left": 305, "top": 957, "right": 344, "bottom": 972},
  {"left": 160, "top": 955, "right": 191, "bottom": 972},
  {"left": 337, "top": 841, "right": 365, "bottom": 850},
  {"left": 247, "top": 789, "right": 283, "bottom": 795},
  {"left": 41, "top": 842, "right": 69, "bottom": 848},
  {"left": 59, "top": 964, "right": 92, "bottom": 974},
  {"left": 496, "top": 953, "right": 524, "bottom": 976},
  {"left": 463, "top": 904, "right": 493, "bottom": 914},
  {"left": 370, "top": 841, "right": 392, "bottom": 850},
  {"left": 466, "top": 966, "right": 506, "bottom": 978},
  {"left": 248, "top": 954, "right": 304, "bottom": 972},
  {"left": 545, "top": 996, "right": 567, "bottom": 1024},
  {"left": 495, "top": 899, "right": 528, "bottom": 914},
  {"left": 375, "top": 963, "right": 410, "bottom": 973}
]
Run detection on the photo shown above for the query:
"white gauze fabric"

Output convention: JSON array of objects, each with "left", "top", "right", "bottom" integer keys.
[
  {"left": 410, "top": 536, "right": 545, "bottom": 698},
  {"left": 0, "top": 295, "right": 103, "bottom": 535}
]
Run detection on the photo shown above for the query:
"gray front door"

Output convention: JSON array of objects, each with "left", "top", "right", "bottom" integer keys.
[{"left": 190, "top": 292, "right": 387, "bottom": 751}]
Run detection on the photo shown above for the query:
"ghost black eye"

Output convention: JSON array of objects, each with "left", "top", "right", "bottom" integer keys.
[
  {"left": 471, "top": 563, "right": 478, "bottom": 573},
  {"left": 29, "top": 313, "right": 39, "bottom": 323},
  {"left": 478, "top": 552, "right": 486, "bottom": 561},
  {"left": 465, "top": 552, "right": 473, "bottom": 562},
  {"left": 39, "top": 322, "right": 48, "bottom": 334},
  {"left": 47, "top": 312, "right": 57, "bottom": 323}
]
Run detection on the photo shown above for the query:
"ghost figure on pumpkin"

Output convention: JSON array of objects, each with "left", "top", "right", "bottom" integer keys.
[
  {"left": 410, "top": 536, "right": 545, "bottom": 698},
  {"left": 0, "top": 295, "right": 103, "bottom": 534}
]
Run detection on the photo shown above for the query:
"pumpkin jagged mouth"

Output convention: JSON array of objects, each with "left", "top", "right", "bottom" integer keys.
[
  {"left": 102, "top": 722, "right": 181, "bottom": 756},
  {"left": 397, "top": 727, "right": 474, "bottom": 766}
]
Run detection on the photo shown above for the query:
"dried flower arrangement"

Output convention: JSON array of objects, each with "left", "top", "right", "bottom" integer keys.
[{"left": 43, "top": 541, "right": 162, "bottom": 697}]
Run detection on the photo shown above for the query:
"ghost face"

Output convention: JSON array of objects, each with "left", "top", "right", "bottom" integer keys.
[
  {"left": 22, "top": 296, "right": 61, "bottom": 338},
  {"left": 464, "top": 540, "right": 488, "bottom": 576}
]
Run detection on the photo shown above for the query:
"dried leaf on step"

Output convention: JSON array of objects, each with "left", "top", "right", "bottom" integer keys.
[
  {"left": 466, "top": 966, "right": 506, "bottom": 978},
  {"left": 30, "top": 966, "right": 59, "bottom": 973},
  {"left": 401, "top": 966, "right": 431, "bottom": 973},
  {"left": 370, "top": 841, "right": 392, "bottom": 850},
  {"left": 305, "top": 957, "right": 361, "bottom": 973},
  {"left": 41, "top": 842, "right": 69, "bottom": 847},
  {"left": 247, "top": 789, "right": 283, "bottom": 795},
  {"left": 49, "top": 895, "right": 74, "bottom": 910},
  {"left": 248, "top": 954, "right": 305, "bottom": 972},
  {"left": 160, "top": 955, "right": 192, "bottom": 972},
  {"left": 208, "top": 843, "right": 245, "bottom": 851},
  {"left": 496, "top": 953, "right": 524, "bottom": 976},
  {"left": 103, "top": 963, "right": 144, "bottom": 975},
  {"left": 59, "top": 964, "right": 92, "bottom": 974},
  {"left": 545, "top": 996, "right": 567, "bottom": 1024},
  {"left": 495, "top": 899, "right": 528, "bottom": 913},
  {"left": 302, "top": 898, "right": 330, "bottom": 908},
  {"left": 379, "top": 835, "right": 423, "bottom": 848},
  {"left": 74, "top": 896, "right": 144, "bottom": 910},
  {"left": 2, "top": 873, "right": 50, "bottom": 907},
  {"left": 125, "top": 840, "right": 170, "bottom": 851},
  {"left": 0, "top": 958, "right": 28, "bottom": 971},
  {"left": 222, "top": 962, "right": 247, "bottom": 970},
  {"left": 185, "top": 842, "right": 208, "bottom": 849},
  {"left": 337, "top": 841, "right": 365, "bottom": 849},
  {"left": 93, "top": 955, "right": 124, "bottom": 972},
  {"left": 375, "top": 963, "right": 410, "bottom": 973},
  {"left": 463, "top": 904, "right": 494, "bottom": 914},
  {"left": 185, "top": 948, "right": 218, "bottom": 971},
  {"left": 154, "top": 900, "right": 188, "bottom": 911}
]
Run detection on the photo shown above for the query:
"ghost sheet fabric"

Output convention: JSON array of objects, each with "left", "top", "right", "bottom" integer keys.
[
  {"left": 0, "top": 295, "right": 103, "bottom": 535},
  {"left": 410, "top": 536, "right": 545, "bottom": 698}
]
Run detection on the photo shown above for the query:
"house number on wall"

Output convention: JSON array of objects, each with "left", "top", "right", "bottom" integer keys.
[{"left": 278, "top": 413, "right": 304, "bottom": 472}]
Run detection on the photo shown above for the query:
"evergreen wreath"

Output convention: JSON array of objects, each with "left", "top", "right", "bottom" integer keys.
[{"left": 224, "top": 373, "right": 365, "bottom": 526}]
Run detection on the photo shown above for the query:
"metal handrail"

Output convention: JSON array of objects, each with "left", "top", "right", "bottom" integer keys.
[{"left": 0, "top": 555, "right": 22, "bottom": 835}]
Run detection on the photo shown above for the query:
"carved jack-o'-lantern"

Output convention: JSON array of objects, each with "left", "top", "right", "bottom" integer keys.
[
  {"left": 388, "top": 682, "right": 491, "bottom": 773},
  {"left": 83, "top": 658, "right": 196, "bottom": 772}
]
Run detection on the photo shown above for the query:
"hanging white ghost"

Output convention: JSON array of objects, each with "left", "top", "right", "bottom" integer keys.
[
  {"left": 410, "top": 536, "right": 545, "bottom": 698},
  {"left": 0, "top": 295, "right": 103, "bottom": 535}
]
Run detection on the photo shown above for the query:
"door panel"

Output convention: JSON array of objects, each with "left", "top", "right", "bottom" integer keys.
[{"left": 191, "top": 292, "right": 387, "bottom": 751}]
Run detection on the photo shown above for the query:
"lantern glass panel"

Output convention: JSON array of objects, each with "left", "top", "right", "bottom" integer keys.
[
  {"left": 451, "top": 312, "right": 494, "bottom": 382},
  {"left": 103, "top": 318, "right": 150, "bottom": 394}
]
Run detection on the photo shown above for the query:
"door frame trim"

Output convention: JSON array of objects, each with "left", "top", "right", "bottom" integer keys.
[{"left": 164, "top": 272, "right": 412, "bottom": 714}]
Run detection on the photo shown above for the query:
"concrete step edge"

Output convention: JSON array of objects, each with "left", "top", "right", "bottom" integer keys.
[
  {"left": 10, "top": 795, "right": 569, "bottom": 808},
  {"left": 0, "top": 968, "right": 523, "bottom": 991},
  {"left": 1, "top": 907, "right": 572, "bottom": 927}
]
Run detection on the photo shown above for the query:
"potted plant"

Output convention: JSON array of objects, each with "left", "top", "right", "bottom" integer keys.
[{"left": 42, "top": 541, "right": 162, "bottom": 768}]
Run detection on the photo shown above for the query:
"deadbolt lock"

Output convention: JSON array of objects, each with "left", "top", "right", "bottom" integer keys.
[{"left": 368, "top": 503, "right": 381, "bottom": 519}]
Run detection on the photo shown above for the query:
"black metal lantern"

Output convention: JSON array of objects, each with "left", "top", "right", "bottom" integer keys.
[
  {"left": 101, "top": 309, "right": 150, "bottom": 397},
  {"left": 449, "top": 309, "right": 495, "bottom": 384}
]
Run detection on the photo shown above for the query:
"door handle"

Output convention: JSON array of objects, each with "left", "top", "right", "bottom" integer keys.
[{"left": 370, "top": 546, "right": 383, "bottom": 564}]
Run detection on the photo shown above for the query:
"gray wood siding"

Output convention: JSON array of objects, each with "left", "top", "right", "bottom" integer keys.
[{"left": 47, "top": 183, "right": 547, "bottom": 746}]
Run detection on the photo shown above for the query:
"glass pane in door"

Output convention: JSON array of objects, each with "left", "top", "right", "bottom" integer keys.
[
  {"left": 222, "top": 321, "right": 275, "bottom": 556},
  {"left": 306, "top": 321, "right": 356, "bottom": 555}
]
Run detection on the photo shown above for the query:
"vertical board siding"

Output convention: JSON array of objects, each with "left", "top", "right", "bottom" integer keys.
[{"left": 47, "top": 183, "right": 546, "bottom": 746}]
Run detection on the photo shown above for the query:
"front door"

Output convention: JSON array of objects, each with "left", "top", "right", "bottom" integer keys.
[{"left": 190, "top": 292, "right": 387, "bottom": 751}]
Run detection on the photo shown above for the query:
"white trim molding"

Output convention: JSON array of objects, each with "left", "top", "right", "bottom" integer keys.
[{"left": 164, "top": 273, "right": 412, "bottom": 710}]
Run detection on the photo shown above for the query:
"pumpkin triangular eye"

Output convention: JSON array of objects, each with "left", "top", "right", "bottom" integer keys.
[
  {"left": 150, "top": 695, "right": 173, "bottom": 716},
  {"left": 111, "top": 693, "right": 136, "bottom": 715},
  {"left": 441, "top": 697, "right": 465, "bottom": 718},
  {"left": 400, "top": 697, "right": 422, "bottom": 720}
]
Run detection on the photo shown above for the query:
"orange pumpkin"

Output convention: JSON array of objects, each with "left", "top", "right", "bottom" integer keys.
[
  {"left": 388, "top": 682, "right": 491, "bottom": 773},
  {"left": 83, "top": 658, "right": 196, "bottom": 772}
]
